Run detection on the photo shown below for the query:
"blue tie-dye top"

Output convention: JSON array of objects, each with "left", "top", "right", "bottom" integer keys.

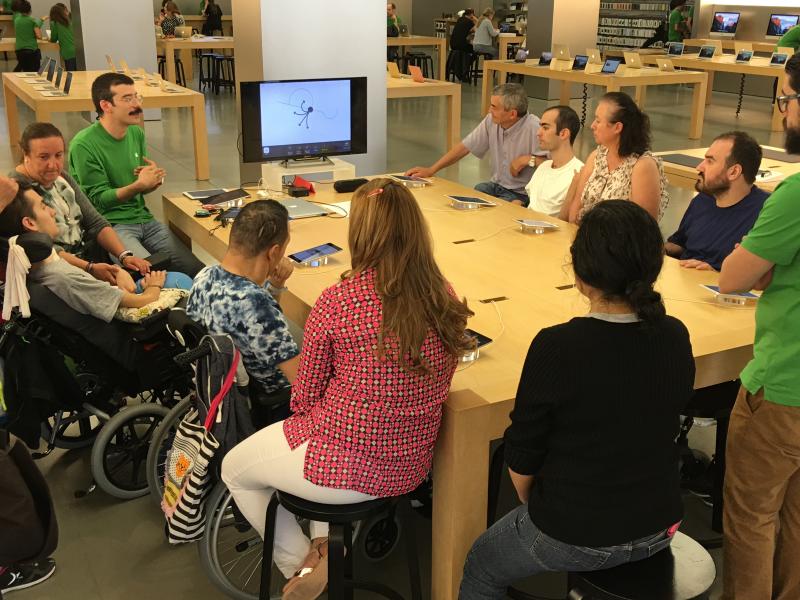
[{"left": 186, "top": 265, "right": 299, "bottom": 393}]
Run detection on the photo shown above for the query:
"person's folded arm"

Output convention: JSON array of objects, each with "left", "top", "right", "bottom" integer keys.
[
  {"left": 289, "top": 288, "right": 337, "bottom": 415},
  {"left": 69, "top": 145, "right": 135, "bottom": 211},
  {"left": 503, "top": 329, "right": 562, "bottom": 504}
]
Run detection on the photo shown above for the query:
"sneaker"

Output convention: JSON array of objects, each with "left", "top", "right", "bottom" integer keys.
[{"left": 0, "top": 558, "right": 56, "bottom": 593}]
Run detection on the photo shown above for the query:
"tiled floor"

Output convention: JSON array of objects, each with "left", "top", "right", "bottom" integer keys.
[{"left": 1, "top": 55, "right": 779, "bottom": 598}]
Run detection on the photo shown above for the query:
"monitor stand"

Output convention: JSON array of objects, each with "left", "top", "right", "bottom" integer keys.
[
  {"left": 279, "top": 156, "right": 336, "bottom": 168},
  {"left": 261, "top": 157, "right": 356, "bottom": 192}
]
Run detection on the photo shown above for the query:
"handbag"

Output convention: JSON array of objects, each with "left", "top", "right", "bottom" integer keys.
[{"left": 161, "top": 346, "right": 239, "bottom": 544}]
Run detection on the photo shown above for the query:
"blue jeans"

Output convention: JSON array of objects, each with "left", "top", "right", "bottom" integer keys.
[
  {"left": 134, "top": 271, "right": 193, "bottom": 292},
  {"left": 459, "top": 505, "right": 675, "bottom": 600},
  {"left": 473, "top": 44, "right": 499, "bottom": 59},
  {"left": 474, "top": 181, "right": 529, "bottom": 207},
  {"left": 113, "top": 220, "right": 205, "bottom": 278}
]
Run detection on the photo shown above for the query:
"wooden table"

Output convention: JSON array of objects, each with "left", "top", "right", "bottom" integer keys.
[
  {"left": 156, "top": 35, "right": 234, "bottom": 85},
  {"left": 0, "top": 14, "right": 14, "bottom": 38},
  {"left": 641, "top": 53, "right": 785, "bottom": 132},
  {"left": 388, "top": 35, "right": 447, "bottom": 80},
  {"left": 498, "top": 35, "right": 525, "bottom": 60},
  {"left": 656, "top": 145, "right": 800, "bottom": 193},
  {"left": 181, "top": 14, "right": 233, "bottom": 36},
  {"left": 163, "top": 177, "right": 755, "bottom": 600},
  {"left": 0, "top": 37, "right": 60, "bottom": 54},
  {"left": 482, "top": 59, "right": 709, "bottom": 139},
  {"left": 386, "top": 75, "right": 461, "bottom": 149},
  {"left": 683, "top": 38, "right": 776, "bottom": 54},
  {"left": 2, "top": 70, "right": 210, "bottom": 180}
]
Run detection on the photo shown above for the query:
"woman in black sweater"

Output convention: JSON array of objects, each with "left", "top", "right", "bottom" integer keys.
[{"left": 459, "top": 201, "right": 695, "bottom": 599}]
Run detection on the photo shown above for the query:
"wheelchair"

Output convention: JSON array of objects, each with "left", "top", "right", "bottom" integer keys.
[
  {"left": 145, "top": 311, "right": 407, "bottom": 599},
  {"left": 0, "top": 283, "right": 193, "bottom": 500}
]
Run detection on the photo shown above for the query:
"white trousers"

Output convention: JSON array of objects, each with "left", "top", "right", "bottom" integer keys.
[{"left": 221, "top": 420, "right": 375, "bottom": 578}]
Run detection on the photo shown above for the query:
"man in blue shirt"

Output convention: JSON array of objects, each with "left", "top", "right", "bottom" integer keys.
[
  {"left": 666, "top": 131, "right": 768, "bottom": 271},
  {"left": 187, "top": 200, "right": 299, "bottom": 395}
]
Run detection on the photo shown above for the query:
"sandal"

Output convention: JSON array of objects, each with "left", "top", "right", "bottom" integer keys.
[{"left": 281, "top": 555, "right": 328, "bottom": 600}]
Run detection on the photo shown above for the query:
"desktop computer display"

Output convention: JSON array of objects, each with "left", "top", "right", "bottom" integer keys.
[
  {"left": 240, "top": 77, "right": 367, "bottom": 163},
  {"left": 767, "top": 14, "right": 799, "bottom": 38},
  {"left": 710, "top": 12, "right": 740, "bottom": 36}
]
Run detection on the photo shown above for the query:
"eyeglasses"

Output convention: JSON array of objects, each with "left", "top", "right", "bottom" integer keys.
[
  {"left": 777, "top": 93, "right": 800, "bottom": 114},
  {"left": 116, "top": 93, "right": 143, "bottom": 105}
]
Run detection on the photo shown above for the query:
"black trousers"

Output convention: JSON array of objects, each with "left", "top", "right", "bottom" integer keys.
[
  {"left": 64, "top": 57, "right": 77, "bottom": 71},
  {"left": 14, "top": 48, "right": 41, "bottom": 73}
]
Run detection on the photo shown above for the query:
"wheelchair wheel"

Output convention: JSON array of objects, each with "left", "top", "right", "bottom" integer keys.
[
  {"left": 146, "top": 395, "right": 192, "bottom": 506},
  {"left": 359, "top": 510, "right": 402, "bottom": 562},
  {"left": 90, "top": 403, "right": 169, "bottom": 500},
  {"left": 40, "top": 407, "right": 104, "bottom": 449},
  {"left": 199, "top": 481, "right": 284, "bottom": 600}
]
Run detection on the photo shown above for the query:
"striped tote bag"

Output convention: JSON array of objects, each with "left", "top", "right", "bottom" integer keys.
[{"left": 161, "top": 347, "right": 240, "bottom": 544}]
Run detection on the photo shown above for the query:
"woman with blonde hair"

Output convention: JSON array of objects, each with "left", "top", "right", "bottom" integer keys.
[
  {"left": 221, "top": 178, "right": 474, "bottom": 599},
  {"left": 472, "top": 7, "right": 499, "bottom": 58}
]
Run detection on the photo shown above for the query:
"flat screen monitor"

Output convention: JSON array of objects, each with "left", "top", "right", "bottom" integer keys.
[
  {"left": 240, "top": 77, "right": 367, "bottom": 163},
  {"left": 767, "top": 14, "right": 799, "bottom": 38},
  {"left": 710, "top": 12, "right": 740, "bottom": 36},
  {"left": 668, "top": 42, "right": 684, "bottom": 56}
]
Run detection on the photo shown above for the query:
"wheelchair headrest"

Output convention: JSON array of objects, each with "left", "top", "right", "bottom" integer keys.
[{"left": 1, "top": 232, "right": 53, "bottom": 264}]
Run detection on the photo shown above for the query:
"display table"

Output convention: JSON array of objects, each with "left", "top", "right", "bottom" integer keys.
[
  {"left": 163, "top": 176, "right": 755, "bottom": 600},
  {"left": 682, "top": 38, "right": 777, "bottom": 54},
  {"left": 156, "top": 35, "right": 234, "bottom": 85},
  {"left": 0, "top": 38, "right": 59, "bottom": 54},
  {"left": 481, "top": 59, "right": 709, "bottom": 140},
  {"left": 386, "top": 75, "right": 462, "bottom": 149},
  {"left": 498, "top": 35, "right": 525, "bottom": 60},
  {"left": 641, "top": 53, "right": 785, "bottom": 131},
  {"left": 657, "top": 145, "right": 800, "bottom": 193},
  {"left": 388, "top": 35, "right": 447, "bottom": 80},
  {"left": 2, "top": 70, "right": 210, "bottom": 180}
]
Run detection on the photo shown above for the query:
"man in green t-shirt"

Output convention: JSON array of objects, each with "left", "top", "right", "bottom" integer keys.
[
  {"left": 667, "top": 0, "right": 690, "bottom": 43},
  {"left": 718, "top": 54, "right": 800, "bottom": 600},
  {"left": 68, "top": 73, "right": 204, "bottom": 277}
]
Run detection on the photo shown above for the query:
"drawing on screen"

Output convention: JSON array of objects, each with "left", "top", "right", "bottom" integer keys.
[{"left": 280, "top": 88, "right": 338, "bottom": 130}]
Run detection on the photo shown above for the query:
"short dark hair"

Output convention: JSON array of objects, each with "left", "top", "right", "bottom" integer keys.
[
  {"left": 544, "top": 105, "right": 581, "bottom": 145},
  {"left": 714, "top": 131, "right": 763, "bottom": 184},
  {"left": 91, "top": 72, "right": 135, "bottom": 116},
  {"left": 229, "top": 200, "right": 289, "bottom": 257},
  {"left": 11, "top": 0, "right": 31, "bottom": 14},
  {"left": 464, "top": 8, "right": 475, "bottom": 16},
  {"left": 20, "top": 122, "right": 64, "bottom": 155},
  {"left": 786, "top": 52, "right": 800, "bottom": 94},
  {"left": 602, "top": 91, "right": 652, "bottom": 157},
  {"left": 670, "top": 0, "right": 687, "bottom": 9},
  {"left": 0, "top": 182, "right": 35, "bottom": 239},
  {"left": 571, "top": 200, "right": 666, "bottom": 323}
]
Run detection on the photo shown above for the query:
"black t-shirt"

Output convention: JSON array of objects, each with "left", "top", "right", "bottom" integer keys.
[
  {"left": 504, "top": 315, "right": 694, "bottom": 547},
  {"left": 450, "top": 16, "right": 474, "bottom": 51}
]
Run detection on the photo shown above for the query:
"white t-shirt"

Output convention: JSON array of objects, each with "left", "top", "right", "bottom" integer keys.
[{"left": 525, "top": 156, "right": 584, "bottom": 217}]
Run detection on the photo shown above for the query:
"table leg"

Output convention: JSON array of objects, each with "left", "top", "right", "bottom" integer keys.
[
  {"left": 705, "top": 71, "right": 715, "bottom": 105},
  {"left": 689, "top": 76, "right": 708, "bottom": 140},
  {"left": 634, "top": 85, "right": 647, "bottom": 108},
  {"left": 190, "top": 95, "right": 210, "bottom": 180},
  {"left": 180, "top": 48, "right": 194, "bottom": 84},
  {"left": 446, "top": 89, "right": 462, "bottom": 150},
  {"left": 3, "top": 82, "right": 20, "bottom": 157},
  {"left": 437, "top": 40, "right": 446, "bottom": 80},
  {"left": 166, "top": 46, "right": 177, "bottom": 84},
  {"left": 431, "top": 391, "right": 509, "bottom": 600},
  {"left": 559, "top": 80, "right": 570, "bottom": 105},
  {"left": 481, "top": 65, "right": 492, "bottom": 114},
  {"left": 772, "top": 73, "right": 785, "bottom": 133}
]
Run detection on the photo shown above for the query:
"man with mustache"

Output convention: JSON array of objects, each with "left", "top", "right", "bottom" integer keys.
[
  {"left": 665, "top": 131, "right": 767, "bottom": 271},
  {"left": 719, "top": 53, "right": 800, "bottom": 600},
  {"left": 68, "top": 72, "right": 204, "bottom": 277}
]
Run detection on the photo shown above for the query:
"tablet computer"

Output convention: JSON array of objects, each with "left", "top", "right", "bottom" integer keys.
[
  {"left": 601, "top": 58, "right": 622, "bottom": 74},
  {"left": 447, "top": 195, "right": 497, "bottom": 206}
]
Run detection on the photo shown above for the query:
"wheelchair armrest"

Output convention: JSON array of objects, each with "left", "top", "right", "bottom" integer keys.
[{"left": 129, "top": 308, "right": 172, "bottom": 342}]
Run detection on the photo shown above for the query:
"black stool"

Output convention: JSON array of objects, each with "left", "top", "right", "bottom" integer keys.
[
  {"left": 469, "top": 51, "right": 494, "bottom": 85},
  {"left": 260, "top": 491, "right": 422, "bottom": 600},
  {"left": 404, "top": 51, "right": 434, "bottom": 78},
  {"left": 567, "top": 532, "right": 716, "bottom": 600},
  {"left": 198, "top": 52, "right": 221, "bottom": 92},
  {"left": 213, "top": 55, "right": 235, "bottom": 94},
  {"left": 157, "top": 54, "right": 186, "bottom": 87}
]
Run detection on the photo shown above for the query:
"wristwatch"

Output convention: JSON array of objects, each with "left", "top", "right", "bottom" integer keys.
[
  {"left": 528, "top": 156, "right": 537, "bottom": 168},
  {"left": 118, "top": 250, "right": 134, "bottom": 264}
]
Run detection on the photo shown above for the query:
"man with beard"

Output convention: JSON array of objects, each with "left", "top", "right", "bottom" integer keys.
[
  {"left": 665, "top": 131, "right": 767, "bottom": 271},
  {"left": 718, "top": 53, "right": 800, "bottom": 600},
  {"left": 68, "top": 73, "right": 204, "bottom": 276}
]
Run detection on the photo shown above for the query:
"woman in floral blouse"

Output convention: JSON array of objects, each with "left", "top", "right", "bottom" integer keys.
[{"left": 221, "top": 178, "right": 473, "bottom": 599}]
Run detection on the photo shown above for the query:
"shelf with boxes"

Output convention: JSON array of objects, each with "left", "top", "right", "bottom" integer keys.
[{"left": 596, "top": 0, "right": 693, "bottom": 51}]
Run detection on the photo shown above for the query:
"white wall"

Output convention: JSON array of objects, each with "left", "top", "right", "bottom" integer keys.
[{"left": 234, "top": 0, "right": 386, "bottom": 179}]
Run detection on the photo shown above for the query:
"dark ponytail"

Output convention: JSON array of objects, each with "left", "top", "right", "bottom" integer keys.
[
  {"left": 571, "top": 200, "right": 666, "bottom": 324},
  {"left": 602, "top": 91, "right": 652, "bottom": 157}
]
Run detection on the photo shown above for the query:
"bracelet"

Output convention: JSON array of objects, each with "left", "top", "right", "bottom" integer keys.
[
  {"left": 267, "top": 282, "right": 287, "bottom": 294},
  {"left": 85, "top": 262, "right": 94, "bottom": 273},
  {"left": 118, "top": 250, "right": 134, "bottom": 264}
]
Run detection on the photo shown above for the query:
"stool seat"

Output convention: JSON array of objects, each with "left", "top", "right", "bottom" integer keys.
[
  {"left": 568, "top": 532, "right": 716, "bottom": 600},
  {"left": 276, "top": 491, "right": 393, "bottom": 523}
]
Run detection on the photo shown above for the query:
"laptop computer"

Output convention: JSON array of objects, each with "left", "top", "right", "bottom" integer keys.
[
  {"left": 601, "top": 57, "right": 622, "bottom": 74},
  {"left": 279, "top": 198, "right": 331, "bottom": 219},
  {"left": 399, "top": 24, "right": 409, "bottom": 36},
  {"left": 587, "top": 48, "right": 603, "bottom": 65},
  {"left": 735, "top": 50, "right": 753, "bottom": 63},
  {"left": 552, "top": 44, "right": 571, "bottom": 61},
  {"left": 175, "top": 26, "right": 192, "bottom": 38},
  {"left": 41, "top": 71, "right": 72, "bottom": 97},
  {"left": 623, "top": 51, "right": 643, "bottom": 68},
  {"left": 698, "top": 45, "right": 716, "bottom": 59},
  {"left": 538, "top": 51, "right": 552, "bottom": 66},
  {"left": 656, "top": 58, "right": 675, "bottom": 71}
]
